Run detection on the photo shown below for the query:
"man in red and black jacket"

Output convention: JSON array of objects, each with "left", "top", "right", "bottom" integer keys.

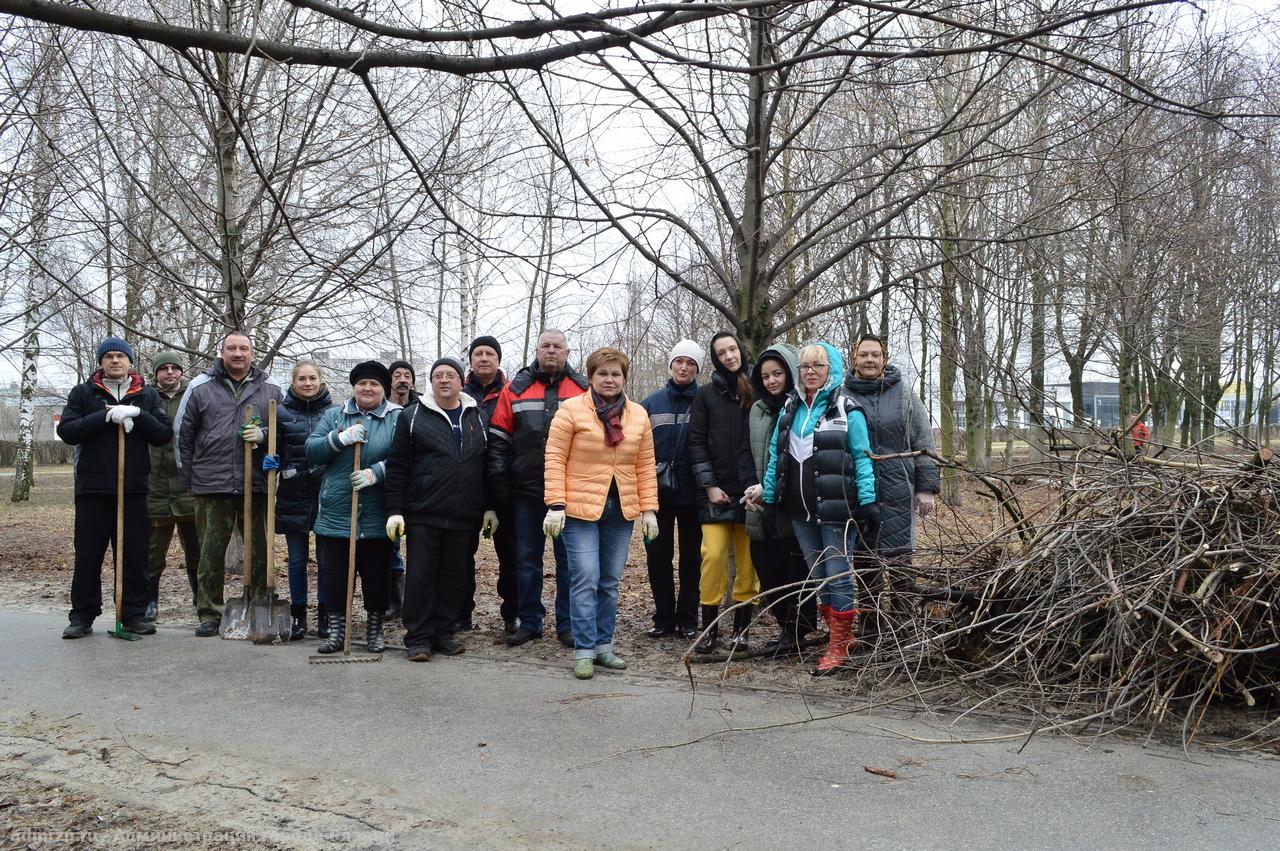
[
  {"left": 461, "top": 335, "right": 518, "bottom": 634},
  {"left": 57, "top": 337, "right": 173, "bottom": 639},
  {"left": 486, "top": 330, "right": 587, "bottom": 647}
]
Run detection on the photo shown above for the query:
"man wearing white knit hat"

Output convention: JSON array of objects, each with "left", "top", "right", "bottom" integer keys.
[{"left": 638, "top": 339, "right": 704, "bottom": 639}]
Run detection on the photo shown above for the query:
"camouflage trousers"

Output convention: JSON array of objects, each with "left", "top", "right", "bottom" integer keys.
[
  {"left": 194, "top": 494, "right": 267, "bottom": 624},
  {"left": 147, "top": 515, "right": 199, "bottom": 605}
]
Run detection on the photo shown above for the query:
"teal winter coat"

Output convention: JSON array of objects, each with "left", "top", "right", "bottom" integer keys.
[{"left": 306, "top": 398, "right": 401, "bottom": 540}]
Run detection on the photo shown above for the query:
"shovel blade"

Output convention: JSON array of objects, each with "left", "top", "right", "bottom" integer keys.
[
  {"left": 249, "top": 599, "right": 292, "bottom": 645},
  {"left": 219, "top": 595, "right": 252, "bottom": 640}
]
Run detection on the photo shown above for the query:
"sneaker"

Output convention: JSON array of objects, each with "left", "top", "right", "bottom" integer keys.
[
  {"left": 574, "top": 658, "right": 594, "bottom": 679},
  {"left": 677, "top": 625, "right": 698, "bottom": 640},
  {"left": 194, "top": 620, "right": 220, "bottom": 637},
  {"left": 406, "top": 646, "right": 432, "bottom": 662},
  {"left": 505, "top": 628, "right": 541, "bottom": 647},
  {"left": 595, "top": 651, "right": 627, "bottom": 670},
  {"left": 557, "top": 631, "right": 574, "bottom": 649},
  {"left": 646, "top": 625, "right": 675, "bottom": 639},
  {"left": 433, "top": 636, "right": 465, "bottom": 656},
  {"left": 62, "top": 621, "right": 93, "bottom": 640},
  {"left": 122, "top": 619, "right": 157, "bottom": 636}
]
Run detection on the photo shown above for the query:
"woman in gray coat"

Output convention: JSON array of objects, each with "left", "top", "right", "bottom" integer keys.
[{"left": 842, "top": 334, "right": 940, "bottom": 560}]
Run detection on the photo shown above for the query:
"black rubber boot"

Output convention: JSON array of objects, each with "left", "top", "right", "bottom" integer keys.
[
  {"left": 317, "top": 614, "right": 345, "bottom": 654},
  {"left": 289, "top": 604, "right": 307, "bottom": 642},
  {"left": 315, "top": 603, "right": 329, "bottom": 639},
  {"left": 366, "top": 612, "right": 385, "bottom": 653},
  {"left": 693, "top": 605, "right": 719, "bottom": 654},
  {"left": 728, "top": 605, "right": 752, "bottom": 654},
  {"left": 385, "top": 573, "right": 405, "bottom": 621}
]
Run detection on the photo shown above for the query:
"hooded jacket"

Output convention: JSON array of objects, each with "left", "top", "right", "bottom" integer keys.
[
  {"left": 688, "top": 352, "right": 753, "bottom": 524},
  {"left": 275, "top": 385, "right": 336, "bottom": 535},
  {"left": 306, "top": 398, "right": 401, "bottom": 539},
  {"left": 843, "top": 363, "right": 939, "bottom": 552},
  {"left": 486, "top": 362, "right": 589, "bottom": 501},
  {"left": 174, "top": 360, "right": 282, "bottom": 496},
  {"left": 147, "top": 380, "right": 195, "bottom": 518},
  {"left": 641, "top": 377, "right": 699, "bottom": 507},
  {"left": 58, "top": 370, "right": 172, "bottom": 496},
  {"left": 384, "top": 393, "right": 487, "bottom": 530},
  {"left": 739, "top": 343, "right": 799, "bottom": 540},
  {"left": 763, "top": 342, "right": 876, "bottom": 524}
]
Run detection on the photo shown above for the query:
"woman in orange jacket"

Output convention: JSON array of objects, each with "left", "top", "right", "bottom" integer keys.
[{"left": 544, "top": 347, "right": 660, "bottom": 679}]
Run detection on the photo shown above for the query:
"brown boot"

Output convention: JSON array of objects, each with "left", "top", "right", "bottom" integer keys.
[{"left": 811, "top": 606, "right": 857, "bottom": 677}]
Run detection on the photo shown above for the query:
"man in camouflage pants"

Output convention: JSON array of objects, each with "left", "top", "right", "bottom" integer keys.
[{"left": 146, "top": 351, "right": 200, "bottom": 621}]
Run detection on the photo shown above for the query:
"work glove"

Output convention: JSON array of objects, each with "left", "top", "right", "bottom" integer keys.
[
  {"left": 350, "top": 468, "right": 377, "bottom": 491},
  {"left": 481, "top": 510, "right": 499, "bottom": 539},
  {"left": 542, "top": 509, "right": 566, "bottom": 538},
  {"left": 336, "top": 422, "right": 367, "bottom": 445},
  {"left": 262, "top": 454, "right": 281, "bottom": 472},
  {"left": 240, "top": 416, "right": 265, "bottom": 444},
  {"left": 105, "top": 405, "right": 140, "bottom": 424},
  {"left": 913, "top": 492, "right": 936, "bottom": 518},
  {"left": 641, "top": 510, "right": 659, "bottom": 544},
  {"left": 853, "top": 502, "right": 882, "bottom": 549},
  {"left": 740, "top": 484, "right": 764, "bottom": 512},
  {"left": 386, "top": 514, "right": 405, "bottom": 542}
]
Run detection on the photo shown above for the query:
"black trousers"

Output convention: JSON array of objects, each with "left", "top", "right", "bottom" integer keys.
[
  {"left": 465, "top": 504, "right": 517, "bottom": 624},
  {"left": 751, "top": 536, "right": 817, "bottom": 636},
  {"left": 643, "top": 500, "right": 702, "bottom": 629},
  {"left": 317, "top": 535, "right": 392, "bottom": 616},
  {"left": 71, "top": 493, "right": 150, "bottom": 624},
  {"left": 405, "top": 524, "right": 474, "bottom": 648}
]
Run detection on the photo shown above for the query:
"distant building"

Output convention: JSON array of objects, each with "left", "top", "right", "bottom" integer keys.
[{"left": 1047, "top": 382, "right": 1120, "bottom": 427}]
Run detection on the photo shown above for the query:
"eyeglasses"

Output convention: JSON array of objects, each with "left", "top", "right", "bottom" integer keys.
[{"left": 798, "top": 363, "right": 828, "bottom": 372}]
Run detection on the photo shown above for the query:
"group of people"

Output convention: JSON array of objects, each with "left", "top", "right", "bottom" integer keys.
[{"left": 58, "top": 326, "right": 938, "bottom": 679}]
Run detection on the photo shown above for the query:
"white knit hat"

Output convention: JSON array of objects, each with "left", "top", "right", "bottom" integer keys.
[{"left": 668, "top": 339, "right": 703, "bottom": 372}]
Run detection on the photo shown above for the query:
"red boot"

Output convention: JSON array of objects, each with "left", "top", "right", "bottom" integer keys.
[{"left": 811, "top": 607, "right": 857, "bottom": 677}]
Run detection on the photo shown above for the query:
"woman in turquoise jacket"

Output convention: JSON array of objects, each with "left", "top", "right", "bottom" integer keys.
[
  {"left": 752, "top": 342, "right": 879, "bottom": 676},
  {"left": 305, "top": 361, "right": 402, "bottom": 654}
]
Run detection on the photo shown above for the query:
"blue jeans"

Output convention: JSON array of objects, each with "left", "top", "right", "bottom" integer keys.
[
  {"left": 511, "top": 495, "right": 570, "bottom": 635},
  {"left": 562, "top": 496, "right": 634, "bottom": 660},
  {"left": 285, "top": 531, "right": 325, "bottom": 607},
  {"left": 390, "top": 545, "right": 404, "bottom": 575},
  {"left": 791, "top": 519, "right": 857, "bottom": 613}
]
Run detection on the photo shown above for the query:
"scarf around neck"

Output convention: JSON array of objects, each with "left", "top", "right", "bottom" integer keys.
[{"left": 592, "top": 389, "right": 626, "bottom": 447}]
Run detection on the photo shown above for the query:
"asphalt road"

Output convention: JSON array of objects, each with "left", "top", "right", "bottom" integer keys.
[{"left": 1, "top": 610, "right": 1276, "bottom": 849}]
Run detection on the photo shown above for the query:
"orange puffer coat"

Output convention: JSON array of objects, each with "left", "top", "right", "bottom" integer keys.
[{"left": 544, "top": 392, "right": 660, "bottom": 521}]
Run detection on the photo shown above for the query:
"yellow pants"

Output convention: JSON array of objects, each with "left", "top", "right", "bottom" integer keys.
[{"left": 699, "top": 523, "right": 758, "bottom": 606}]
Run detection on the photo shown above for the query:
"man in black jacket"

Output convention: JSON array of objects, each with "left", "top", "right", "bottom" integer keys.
[{"left": 57, "top": 337, "right": 173, "bottom": 639}]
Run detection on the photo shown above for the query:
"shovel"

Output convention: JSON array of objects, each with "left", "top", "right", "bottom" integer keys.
[
  {"left": 108, "top": 423, "right": 140, "bottom": 642},
  {"left": 310, "top": 442, "right": 381, "bottom": 664},
  {"left": 220, "top": 407, "right": 257, "bottom": 639},
  {"left": 249, "top": 398, "right": 291, "bottom": 644}
]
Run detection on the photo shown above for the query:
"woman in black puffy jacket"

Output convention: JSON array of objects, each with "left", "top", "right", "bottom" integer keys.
[{"left": 274, "top": 362, "right": 335, "bottom": 640}]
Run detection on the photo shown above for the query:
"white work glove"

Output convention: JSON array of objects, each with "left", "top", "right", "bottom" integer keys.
[
  {"left": 542, "top": 509, "right": 566, "bottom": 538},
  {"left": 740, "top": 484, "right": 764, "bottom": 511},
  {"left": 914, "top": 492, "right": 936, "bottom": 518},
  {"left": 386, "top": 514, "right": 405, "bottom": 542},
  {"left": 641, "top": 510, "right": 659, "bottom": 543},
  {"left": 350, "top": 468, "right": 377, "bottom": 491},
  {"left": 481, "top": 510, "right": 499, "bottom": 539},
  {"left": 105, "top": 405, "right": 140, "bottom": 424},
  {"left": 336, "top": 422, "right": 367, "bottom": 445}
]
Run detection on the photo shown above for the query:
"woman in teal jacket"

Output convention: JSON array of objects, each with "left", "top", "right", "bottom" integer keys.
[
  {"left": 305, "top": 361, "right": 402, "bottom": 654},
  {"left": 754, "top": 342, "right": 878, "bottom": 676}
]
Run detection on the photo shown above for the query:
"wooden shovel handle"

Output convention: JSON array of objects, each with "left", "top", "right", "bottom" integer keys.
[{"left": 243, "top": 406, "right": 254, "bottom": 596}]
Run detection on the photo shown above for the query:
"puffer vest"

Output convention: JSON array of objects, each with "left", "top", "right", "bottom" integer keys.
[{"left": 774, "top": 389, "right": 869, "bottom": 524}]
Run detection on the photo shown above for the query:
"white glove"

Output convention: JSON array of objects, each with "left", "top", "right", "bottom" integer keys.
[
  {"left": 641, "top": 510, "right": 659, "bottom": 543},
  {"left": 350, "top": 468, "right": 377, "bottom": 491},
  {"left": 122, "top": 418, "right": 134, "bottom": 434},
  {"left": 386, "top": 514, "right": 405, "bottom": 542},
  {"left": 481, "top": 510, "right": 499, "bottom": 538},
  {"left": 105, "top": 405, "right": 140, "bottom": 424},
  {"left": 914, "top": 492, "right": 936, "bottom": 518},
  {"left": 741, "top": 484, "right": 764, "bottom": 508},
  {"left": 542, "top": 509, "right": 566, "bottom": 538},
  {"left": 337, "top": 422, "right": 367, "bottom": 445}
]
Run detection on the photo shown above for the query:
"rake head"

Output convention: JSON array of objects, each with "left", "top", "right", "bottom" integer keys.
[{"left": 308, "top": 653, "right": 383, "bottom": 665}]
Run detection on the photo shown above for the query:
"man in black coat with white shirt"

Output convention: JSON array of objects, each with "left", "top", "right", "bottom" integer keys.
[{"left": 57, "top": 337, "right": 173, "bottom": 639}]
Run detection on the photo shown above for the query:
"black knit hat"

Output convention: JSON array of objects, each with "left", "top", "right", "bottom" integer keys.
[
  {"left": 348, "top": 360, "right": 391, "bottom": 395},
  {"left": 468, "top": 335, "right": 502, "bottom": 362},
  {"left": 430, "top": 356, "right": 465, "bottom": 382},
  {"left": 387, "top": 359, "right": 415, "bottom": 383}
]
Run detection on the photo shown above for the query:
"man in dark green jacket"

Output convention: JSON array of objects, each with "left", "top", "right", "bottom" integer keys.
[{"left": 145, "top": 351, "right": 200, "bottom": 621}]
